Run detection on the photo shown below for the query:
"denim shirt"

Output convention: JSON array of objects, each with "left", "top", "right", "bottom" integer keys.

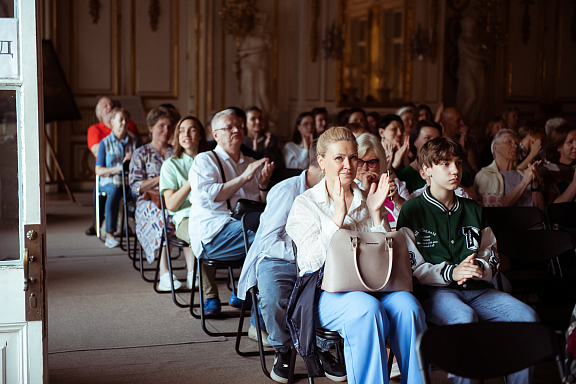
[{"left": 96, "top": 133, "right": 138, "bottom": 187}]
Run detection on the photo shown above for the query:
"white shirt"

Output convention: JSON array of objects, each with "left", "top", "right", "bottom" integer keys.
[
  {"left": 283, "top": 142, "right": 309, "bottom": 169},
  {"left": 286, "top": 179, "right": 389, "bottom": 275},
  {"left": 188, "top": 145, "right": 262, "bottom": 257},
  {"left": 237, "top": 170, "right": 307, "bottom": 299}
]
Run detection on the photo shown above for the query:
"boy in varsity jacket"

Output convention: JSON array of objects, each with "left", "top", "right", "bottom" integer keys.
[{"left": 397, "top": 137, "right": 538, "bottom": 384}]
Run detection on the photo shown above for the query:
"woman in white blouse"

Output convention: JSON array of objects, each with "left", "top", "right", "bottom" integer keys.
[
  {"left": 286, "top": 127, "right": 426, "bottom": 384},
  {"left": 283, "top": 112, "right": 315, "bottom": 169}
]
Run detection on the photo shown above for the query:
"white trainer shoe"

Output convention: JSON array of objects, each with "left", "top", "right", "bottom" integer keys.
[
  {"left": 158, "top": 272, "right": 182, "bottom": 291},
  {"left": 186, "top": 272, "right": 199, "bottom": 289},
  {"left": 104, "top": 237, "right": 120, "bottom": 248}
]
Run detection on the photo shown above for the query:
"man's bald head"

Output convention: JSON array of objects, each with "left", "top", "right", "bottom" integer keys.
[{"left": 441, "top": 107, "right": 464, "bottom": 139}]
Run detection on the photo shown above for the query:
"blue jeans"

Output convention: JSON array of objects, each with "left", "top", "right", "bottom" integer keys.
[
  {"left": 200, "top": 220, "right": 255, "bottom": 261},
  {"left": 99, "top": 183, "right": 123, "bottom": 233},
  {"left": 318, "top": 290, "right": 426, "bottom": 384},
  {"left": 421, "top": 287, "right": 539, "bottom": 384}
]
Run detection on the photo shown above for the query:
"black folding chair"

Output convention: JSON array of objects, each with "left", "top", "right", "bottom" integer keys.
[
  {"left": 155, "top": 194, "right": 192, "bottom": 307},
  {"left": 189, "top": 210, "right": 265, "bottom": 337},
  {"left": 547, "top": 202, "right": 576, "bottom": 230},
  {"left": 235, "top": 212, "right": 275, "bottom": 376},
  {"left": 119, "top": 160, "right": 137, "bottom": 259},
  {"left": 483, "top": 206, "right": 548, "bottom": 234},
  {"left": 416, "top": 322, "right": 565, "bottom": 384}
]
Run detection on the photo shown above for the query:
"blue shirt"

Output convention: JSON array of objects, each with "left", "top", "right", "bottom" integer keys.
[
  {"left": 237, "top": 170, "right": 308, "bottom": 299},
  {"left": 96, "top": 133, "right": 138, "bottom": 187}
]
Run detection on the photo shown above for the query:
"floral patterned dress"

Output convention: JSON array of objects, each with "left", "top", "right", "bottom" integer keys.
[{"left": 129, "top": 144, "right": 174, "bottom": 263}]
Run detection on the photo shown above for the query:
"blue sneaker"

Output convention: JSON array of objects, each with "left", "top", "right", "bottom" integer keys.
[
  {"left": 204, "top": 298, "right": 221, "bottom": 316},
  {"left": 229, "top": 291, "right": 243, "bottom": 308}
]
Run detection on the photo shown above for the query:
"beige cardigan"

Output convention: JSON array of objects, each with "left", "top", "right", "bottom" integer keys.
[{"left": 474, "top": 160, "right": 524, "bottom": 207}]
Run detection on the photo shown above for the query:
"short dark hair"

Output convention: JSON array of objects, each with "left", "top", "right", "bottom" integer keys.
[
  {"left": 309, "top": 139, "right": 319, "bottom": 168},
  {"left": 409, "top": 120, "right": 442, "bottom": 157},
  {"left": 378, "top": 114, "right": 404, "bottom": 132},
  {"left": 347, "top": 107, "right": 367, "bottom": 123},
  {"left": 346, "top": 122, "right": 370, "bottom": 135},
  {"left": 546, "top": 123, "right": 576, "bottom": 163},
  {"left": 244, "top": 105, "right": 261, "bottom": 114},
  {"left": 292, "top": 112, "right": 314, "bottom": 144},
  {"left": 147, "top": 106, "right": 177, "bottom": 127},
  {"left": 517, "top": 120, "right": 544, "bottom": 140},
  {"left": 367, "top": 111, "right": 381, "bottom": 121},
  {"left": 418, "top": 137, "right": 467, "bottom": 169},
  {"left": 311, "top": 107, "right": 328, "bottom": 116}
]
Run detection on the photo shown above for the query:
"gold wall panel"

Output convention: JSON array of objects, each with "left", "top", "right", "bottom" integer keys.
[
  {"left": 131, "top": 0, "right": 178, "bottom": 99},
  {"left": 70, "top": 0, "right": 119, "bottom": 96}
]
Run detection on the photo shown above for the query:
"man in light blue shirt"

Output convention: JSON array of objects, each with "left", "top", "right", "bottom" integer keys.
[{"left": 237, "top": 141, "right": 346, "bottom": 383}]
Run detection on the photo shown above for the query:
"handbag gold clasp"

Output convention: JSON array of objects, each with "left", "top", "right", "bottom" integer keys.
[{"left": 350, "top": 237, "right": 358, "bottom": 250}]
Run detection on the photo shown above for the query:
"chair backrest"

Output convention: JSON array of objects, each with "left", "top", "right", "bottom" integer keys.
[
  {"left": 483, "top": 206, "right": 548, "bottom": 234},
  {"left": 547, "top": 202, "right": 576, "bottom": 230},
  {"left": 416, "top": 322, "right": 564, "bottom": 384},
  {"left": 496, "top": 230, "right": 576, "bottom": 263},
  {"left": 241, "top": 211, "right": 263, "bottom": 255}
]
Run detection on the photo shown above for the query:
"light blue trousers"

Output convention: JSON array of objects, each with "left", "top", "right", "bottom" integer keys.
[{"left": 318, "top": 290, "right": 426, "bottom": 384}]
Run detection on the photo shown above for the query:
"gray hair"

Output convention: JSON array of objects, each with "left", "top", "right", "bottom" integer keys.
[
  {"left": 95, "top": 97, "right": 112, "bottom": 122},
  {"left": 545, "top": 117, "right": 567, "bottom": 137},
  {"left": 357, "top": 133, "right": 389, "bottom": 173},
  {"left": 396, "top": 106, "right": 418, "bottom": 119},
  {"left": 491, "top": 129, "right": 519, "bottom": 156},
  {"left": 211, "top": 109, "right": 236, "bottom": 130}
]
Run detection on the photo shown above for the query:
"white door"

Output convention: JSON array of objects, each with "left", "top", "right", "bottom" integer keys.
[{"left": 0, "top": 1, "right": 47, "bottom": 383}]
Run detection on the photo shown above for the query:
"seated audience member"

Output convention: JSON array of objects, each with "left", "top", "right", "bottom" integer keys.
[
  {"left": 206, "top": 107, "right": 258, "bottom": 158},
  {"left": 346, "top": 107, "right": 368, "bottom": 128},
  {"left": 479, "top": 116, "right": 507, "bottom": 169},
  {"left": 366, "top": 111, "right": 381, "bottom": 134},
  {"left": 516, "top": 120, "right": 544, "bottom": 170},
  {"left": 441, "top": 107, "right": 479, "bottom": 174},
  {"left": 540, "top": 123, "right": 576, "bottom": 204},
  {"left": 129, "top": 106, "right": 180, "bottom": 290},
  {"left": 418, "top": 104, "right": 434, "bottom": 121},
  {"left": 397, "top": 120, "right": 442, "bottom": 193},
  {"left": 409, "top": 160, "right": 471, "bottom": 200},
  {"left": 283, "top": 112, "right": 315, "bottom": 170},
  {"left": 355, "top": 133, "right": 410, "bottom": 228},
  {"left": 502, "top": 106, "right": 520, "bottom": 132},
  {"left": 86, "top": 96, "right": 140, "bottom": 236},
  {"left": 346, "top": 122, "right": 370, "bottom": 138},
  {"left": 159, "top": 116, "right": 209, "bottom": 290},
  {"left": 545, "top": 117, "right": 568, "bottom": 138},
  {"left": 396, "top": 105, "right": 418, "bottom": 137},
  {"left": 312, "top": 107, "right": 328, "bottom": 135},
  {"left": 244, "top": 106, "right": 285, "bottom": 168},
  {"left": 237, "top": 141, "right": 346, "bottom": 383},
  {"left": 397, "top": 137, "right": 539, "bottom": 384},
  {"left": 336, "top": 108, "right": 351, "bottom": 127},
  {"left": 94, "top": 108, "right": 139, "bottom": 248},
  {"left": 378, "top": 114, "right": 410, "bottom": 170},
  {"left": 188, "top": 108, "right": 274, "bottom": 315},
  {"left": 474, "top": 129, "right": 544, "bottom": 209},
  {"left": 286, "top": 127, "right": 426, "bottom": 384}
]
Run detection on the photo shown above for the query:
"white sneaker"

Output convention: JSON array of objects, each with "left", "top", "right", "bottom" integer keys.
[
  {"left": 104, "top": 237, "right": 120, "bottom": 248},
  {"left": 390, "top": 361, "right": 401, "bottom": 379},
  {"left": 248, "top": 324, "right": 271, "bottom": 347},
  {"left": 158, "top": 272, "right": 182, "bottom": 291},
  {"left": 186, "top": 272, "right": 199, "bottom": 289}
]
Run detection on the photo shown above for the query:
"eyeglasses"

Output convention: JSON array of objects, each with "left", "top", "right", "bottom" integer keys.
[
  {"left": 358, "top": 159, "right": 380, "bottom": 168},
  {"left": 213, "top": 125, "right": 243, "bottom": 133}
]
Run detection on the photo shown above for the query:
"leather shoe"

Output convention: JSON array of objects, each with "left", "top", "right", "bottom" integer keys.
[{"left": 85, "top": 226, "right": 96, "bottom": 236}]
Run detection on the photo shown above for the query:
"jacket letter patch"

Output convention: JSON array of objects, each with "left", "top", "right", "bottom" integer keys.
[{"left": 462, "top": 226, "right": 480, "bottom": 251}]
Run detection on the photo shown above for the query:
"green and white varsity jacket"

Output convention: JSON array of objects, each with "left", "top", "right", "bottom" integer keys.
[{"left": 397, "top": 187, "right": 500, "bottom": 290}]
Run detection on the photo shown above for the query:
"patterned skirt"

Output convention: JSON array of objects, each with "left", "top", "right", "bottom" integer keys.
[{"left": 135, "top": 200, "right": 174, "bottom": 264}]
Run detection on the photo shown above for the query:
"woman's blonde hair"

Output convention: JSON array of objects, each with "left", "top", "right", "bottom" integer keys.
[
  {"left": 316, "top": 126, "right": 357, "bottom": 158},
  {"left": 357, "top": 133, "right": 388, "bottom": 173}
]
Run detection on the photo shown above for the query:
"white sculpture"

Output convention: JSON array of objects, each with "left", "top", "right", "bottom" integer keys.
[
  {"left": 235, "top": 11, "right": 278, "bottom": 122},
  {"left": 456, "top": 17, "right": 488, "bottom": 125}
]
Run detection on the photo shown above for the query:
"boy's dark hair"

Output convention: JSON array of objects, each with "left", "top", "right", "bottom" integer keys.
[{"left": 418, "top": 137, "right": 467, "bottom": 169}]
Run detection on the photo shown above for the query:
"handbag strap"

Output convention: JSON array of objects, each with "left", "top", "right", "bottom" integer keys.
[
  {"left": 352, "top": 236, "right": 394, "bottom": 291},
  {"left": 212, "top": 150, "right": 232, "bottom": 213}
]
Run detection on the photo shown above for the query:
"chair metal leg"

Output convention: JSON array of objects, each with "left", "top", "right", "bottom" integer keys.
[
  {"left": 235, "top": 288, "right": 274, "bottom": 365},
  {"left": 164, "top": 239, "right": 192, "bottom": 307},
  {"left": 287, "top": 347, "right": 297, "bottom": 384},
  {"left": 138, "top": 242, "right": 157, "bottom": 283}
]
